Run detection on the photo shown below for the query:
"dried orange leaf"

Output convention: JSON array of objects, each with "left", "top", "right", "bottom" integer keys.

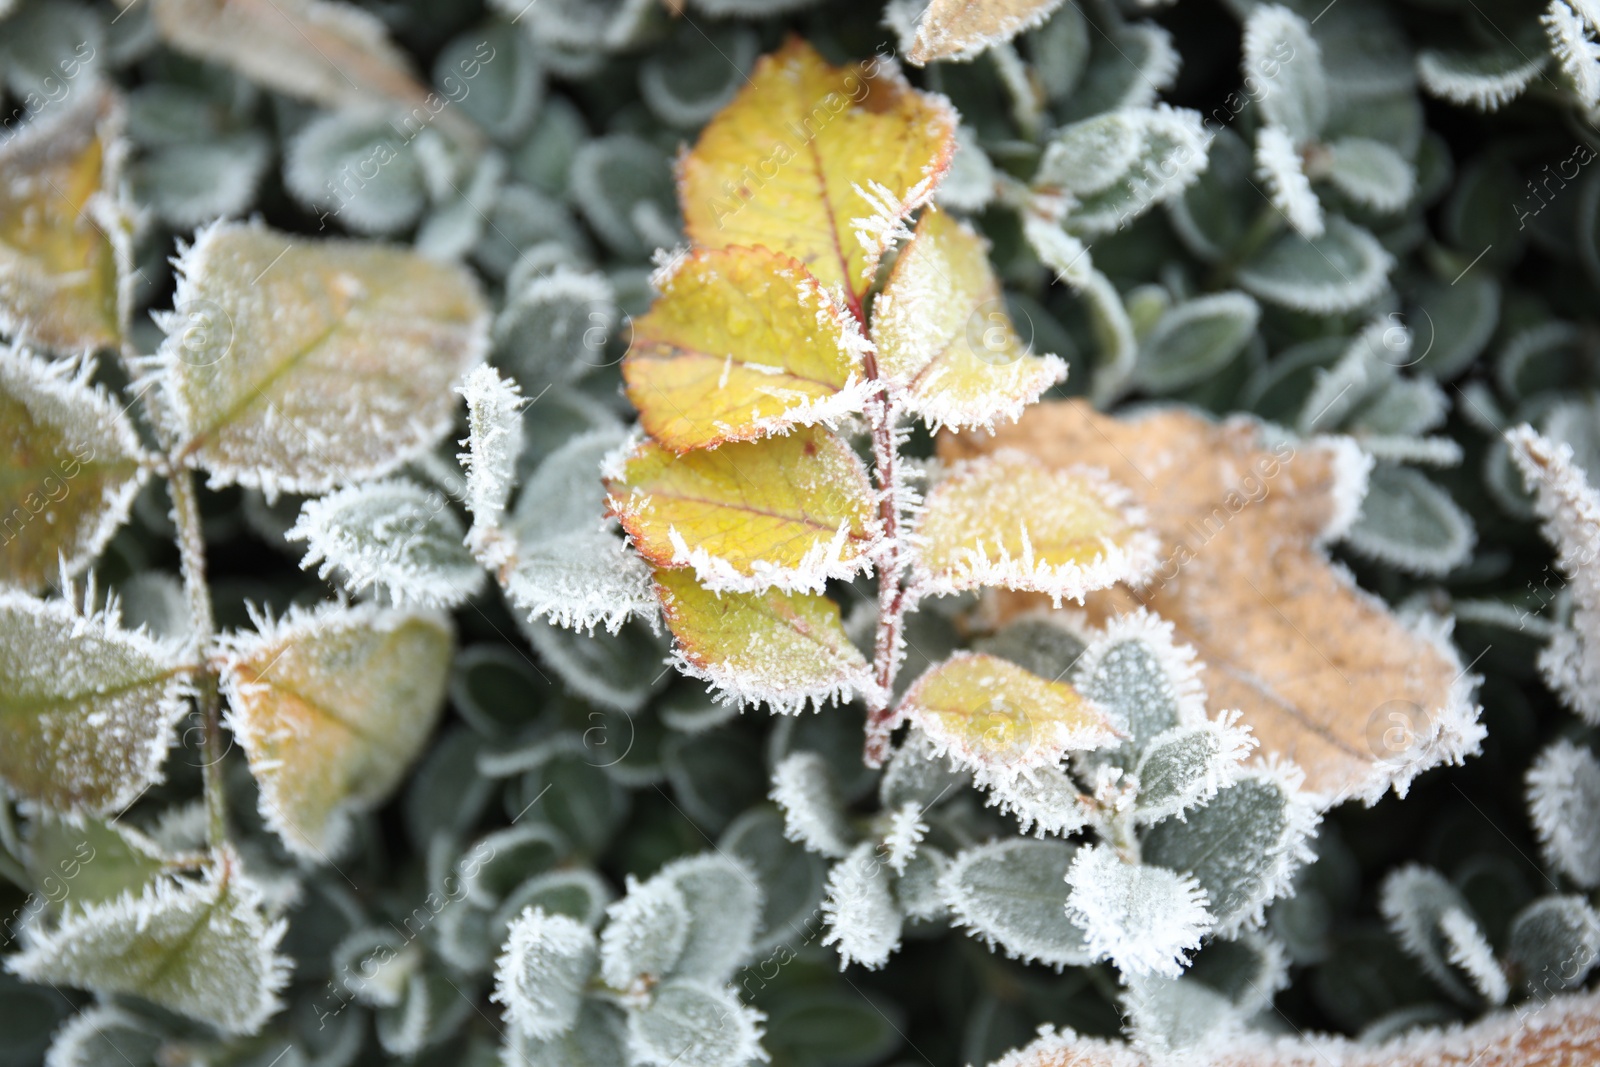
[
  {"left": 899, "top": 651, "right": 1116, "bottom": 777},
  {"left": 1, "top": 346, "right": 146, "bottom": 590},
  {"left": 945, "top": 400, "right": 1483, "bottom": 805},
  {"left": 622, "top": 246, "right": 869, "bottom": 451},
  {"left": 0, "top": 88, "right": 123, "bottom": 353},
  {"left": 607, "top": 426, "right": 880, "bottom": 594},
  {"left": 909, "top": 0, "right": 1068, "bottom": 64},
  {"left": 150, "top": 0, "right": 478, "bottom": 147},
  {"left": 872, "top": 210, "right": 1066, "bottom": 431},
  {"left": 917, "top": 449, "right": 1157, "bottom": 605},
  {"left": 986, "top": 988, "right": 1600, "bottom": 1067},
  {"left": 678, "top": 38, "right": 957, "bottom": 308},
  {"left": 159, "top": 222, "right": 488, "bottom": 496},
  {"left": 653, "top": 566, "right": 873, "bottom": 715},
  {"left": 219, "top": 603, "right": 452, "bottom": 860}
]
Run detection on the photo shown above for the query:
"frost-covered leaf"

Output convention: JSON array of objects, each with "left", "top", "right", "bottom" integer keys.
[
  {"left": 0, "top": 591, "right": 191, "bottom": 814},
  {"left": 568, "top": 134, "right": 678, "bottom": 258},
  {"left": 282, "top": 110, "right": 425, "bottom": 236},
  {"left": 654, "top": 566, "right": 873, "bottom": 715},
  {"left": 148, "top": 0, "right": 474, "bottom": 143},
  {"left": 1527, "top": 739, "right": 1600, "bottom": 887},
  {"left": 871, "top": 209, "right": 1065, "bottom": 432},
  {"left": 6, "top": 849, "right": 289, "bottom": 1035},
  {"left": 627, "top": 980, "right": 767, "bottom": 1067},
  {"left": 951, "top": 400, "right": 1485, "bottom": 804},
  {"left": 25, "top": 815, "right": 167, "bottom": 911},
  {"left": 1507, "top": 896, "right": 1600, "bottom": 992},
  {"left": 286, "top": 479, "right": 481, "bottom": 608},
  {"left": 1132, "top": 292, "right": 1260, "bottom": 394},
  {"left": 1507, "top": 426, "right": 1600, "bottom": 723},
  {"left": 1325, "top": 138, "right": 1416, "bottom": 213},
  {"left": 457, "top": 364, "right": 523, "bottom": 564},
  {"left": 1186, "top": 931, "right": 1291, "bottom": 1015},
  {"left": 157, "top": 222, "right": 489, "bottom": 497},
  {"left": 623, "top": 245, "right": 868, "bottom": 452},
  {"left": 1134, "top": 713, "right": 1257, "bottom": 824},
  {"left": 520, "top": 616, "right": 668, "bottom": 712},
  {"left": 770, "top": 751, "right": 856, "bottom": 859},
  {"left": 1243, "top": 4, "right": 1327, "bottom": 143},
  {"left": 981, "top": 765, "right": 1092, "bottom": 838},
  {"left": 938, "top": 126, "right": 997, "bottom": 212},
  {"left": 491, "top": 907, "right": 595, "bottom": 1040},
  {"left": 915, "top": 451, "right": 1157, "bottom": 605},
  {"left": 41, "top": 1004, "right": 166, "bottom": 1067},
  {"left": 943, "top": 838, "right": 1091, "bottom": 967},
  {"left": 822, "top": 840, "right": 902, "bottom": 970},
  {"left": 599, "top": 875, "right": 690, "bottom": 991},
  {"left": 1036, "top": 106, "right": 1210, "bottom": 237},
  {"left": 880, "top": 729, "right": 969, "bottom": 811},
  {"left": 132, "top": 132, "right": 271, "bottom": 231},
  {"left": 1378, "top": 865, "right": 1480, "bottom": 1003},
  {"left": 0, "top": 347, "right": 146, "bottom": 590},
  {"left": 1546, "top": 0, "right": 1600, "bottom": 107},
  {"left": 1143, "top": 768, "right": 1318, "bottom": 934},
  {"left": 720, "top": 806, "right": 831, "bottom": 954},
  {"left": 493, "top": 268, "right": 616, "bottom": 395},
  {"left": 899, "top": 653, "right": 1116, "bottom": 778},
  {"left": 678, "top": 38, "right": 956, "bottom": 305},
  {"left": 1063, "top": 843, "right": 1211, "bottom": 979},
  {"left": 1236, "top": 216, "right": 1394, "bottom": 314},
  {"left": 1061, "top": 22, "right": 1179, "bottom": 117},
  {"left": 907, "top": 0, "right": 1067, "bottom": 64},
  {"left": 1417, "top": 47, "right": 1547, "bottom": 111},
  {"left": 1256, "top": 124, "right": 1323, "bottom": 239},
  {"left": 1072, "top": 609, "right": 1206, "bottom": 760},
  {"left": 1342, "top": 465, "right": 1475, "bottom": 576},
  {"left": 1122, "top": 971, "right": 1242, "bottom": 1058},
  {"left": 0, "top": 87, "right": 123, "bottom": 354},
  {"left": 606, "top": 427, "right": 878, "bottom": 595},
  {"left": 503, "top": 1000, "right": 628, "bottom": 1067},
  {"left": 640, "top": 21, "right": 756, "bottom": 128},
  {"left": 655, "top": 852, "right": 762, "bottom": 982},
  {"left": 1440, "top": 905, "right": 1509, "bottom": 1004},
  {"left": 218, "top": 602, "right": 452, "bottom": 860}
]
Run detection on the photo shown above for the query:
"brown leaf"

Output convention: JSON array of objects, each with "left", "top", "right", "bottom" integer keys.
[
  {"left": 909, "top": 0, "right": 1068, "bottom": 65},
  {"left": 986, "top": 989, "right": 1600, "bottom": 1067},
  {"left": 942, "top": 400, "right": 1483, "bottom": 805}
]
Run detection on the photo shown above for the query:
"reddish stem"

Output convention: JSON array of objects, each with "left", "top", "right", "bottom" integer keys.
[{"left": 862, "top": 350, "right": 904, "bottom": 767}]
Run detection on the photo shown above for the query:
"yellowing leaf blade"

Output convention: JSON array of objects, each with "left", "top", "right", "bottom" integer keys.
[
  {"left": 0, "top": 88, "right": 124, "bottom": 353},
  {"left": 160, "top": 222, "right": 488, "bottom": 496},
  {"left": 0, "top": 592, "right": 192, "bottom": 815},
  {"left": 916, "top": 450, "right": 1157, "bottom": 604},
  {"left": 899, "top": 652, "right": 1116, "bottom": 776},
  {"left": 1, "top": 346, "right": 146, "bottom": 590},
  {"left": 608, "top": 426, "right": 881, "bottom": 594},
  {"left": 654, "top": 566, "right": 873, "bottom": 715},
  {"left": 623, "top": 246, "right": 870, "bottom": 451},
  {"left": 219, "top": 602, "right": 452, "bottom": 860},
  {"left": 871, "top": 210, "right": 1066, "bottom": 431},
  {"left": 678, "top": 38, "right": 957, "bottom": 307}
]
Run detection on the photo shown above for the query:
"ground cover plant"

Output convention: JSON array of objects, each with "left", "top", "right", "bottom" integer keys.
[{"left": 1, "top": 0, "right": 1599, "bottom": 1065}]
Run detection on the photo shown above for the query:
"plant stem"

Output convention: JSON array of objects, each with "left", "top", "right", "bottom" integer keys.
[
  {"left": 168, "top": 469, "right": 228, "bottom": 848},
  {"left": 862, "top": 378, "right": 906, "bottom": 767}
]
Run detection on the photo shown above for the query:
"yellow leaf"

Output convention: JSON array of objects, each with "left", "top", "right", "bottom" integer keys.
[
  {"left": 1, "top": 346, "right": 147, "bottom": 590},
  {"left": 653, "top": 566, "right": 873, "bottom": 715},
  {"left": 622, "top": 245, "right": 869, "bottom": 451},
  {"left": 916, "top": 449, "right": 1157, "bottom": 604},
  {"left": 219, "top": 603, "right": 452, "bottom": 860},
  {"left": 607, "top": 425, "right": 880, "bottom": 594},
  {"left": 945, "top": 400, "right": 1484, "bottom": 804},
  {"left": 871, "top": 210, "right": 1066, "bottom": 431},
  {"left": 160, "top": 222, "right": 488, "bottom": 496},
  {"left": 678, "top": 37, "right": 957, "bottom": 311},
  {"left": 985, "top": 988, "right": 1600, "bottom": 1067},
  {"left": 899, "top": 652, "right": 1115, "bottom": 776},
  {"left": 0, "top": 89, "right": 123, "bottom": 353},
  {"left": 908, "top": 0, "right": 1069, "bottom": 64}
]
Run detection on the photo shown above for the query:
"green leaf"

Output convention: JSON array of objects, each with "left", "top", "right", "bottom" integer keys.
[
  {"left": 943, "top": 838, "right": 1092, "bottom": 968},
  {"left": 1142, "top": 768, "right": 1318, "bottom": 934},
  {"left": 568, "top": 135, "right": 678, "bottom": 258},
  {"left": 158, "top": 221, "right": 489, "bottom": 497},
  {"left": 639, "top": 21, "right": 756, "bottom": 128},
  {"left": 1408, "top": 274, "right": 1499, "bottom": 381},
  {"left": 283, "top": 110, "right": 426, "bottom": 236},
  {"left": 491, "top": 907, "right": 596, "bottom": 1040},
  {"left": 627, "top": 980, "right": 766, "bottom": 1067},
  {"left": 1378, "top": 865, "right": 1479, "bottom": 1004},
  {"left": 503, "top": 999, "right": 628, "bottom": 1067},
  {"left": 720, "top": 806, "right": 829, "bottom": 954},
  {"left": 821, "top": 840, "right": 903, "bottom": 969},
  {"left": 1132, "top": 292, "right": 1260, "bottom": 393},
  {"left": 1236, "top": 216, "right": 1394, "bottom": 314},
  {"left": 0, "top": 591, "right": 191, "bottom": 814},
  {"left": 1417, "top": 47, "right": 1545, "bottom": 112},
  {"left": 657, "top": 852, "right": 762, "bottom": 983},
  {"left": 6, "top": 849, "right": 290, "bottom": 1035},
  {"left": 218, "top": 602, "right": 453, "bottom": 860},
  {"left": 40, "top": 1004, "right": 163, "bottom": 1067},
  {"left": 435, "top": 21, "right": 542, "bottom": 143},
  {"left": 130, "top": 132, "right": 271, "bottom": 231},
  {"left": 1134, "top": 715, "right": 1257, "bottom": 825},
  {"left": 1242, "top": 3, "right": 1327, "bottom": 143},
  {"left": 0, "top": 347, "right": 146, "bottom": 590},
  {"left": 1036, "top": 106, "right": 1208, "bottom": 237},
  {"left": 286, "top": 479, "right": 482, "bottom": 608},
  {"left": 520, "top": 616, "right": 669, "bottom": 712},
  {"left": 1342, "top": 464, "right": 1475, "bottom": 576},
  {"left": 1507, "top": 896, "right": 1600, "bottom": 993},
  {"left": 1324, "top": 137, "right": 1416, "bottom": 213},
  {"left": 1168, "top": 128, "right": 1257, "bottom": 262},
  {"left": 24, "top": 816, "right": 166, "bottom": 911},
  {"left": 599, "top": 873, "right": 690, "bottom": 990},
  {"left": 0, "top": 88, "right": 123, "bottom": 354},
  {"left": 493, "top": 268, "right": 617, "bottom": 394}
]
